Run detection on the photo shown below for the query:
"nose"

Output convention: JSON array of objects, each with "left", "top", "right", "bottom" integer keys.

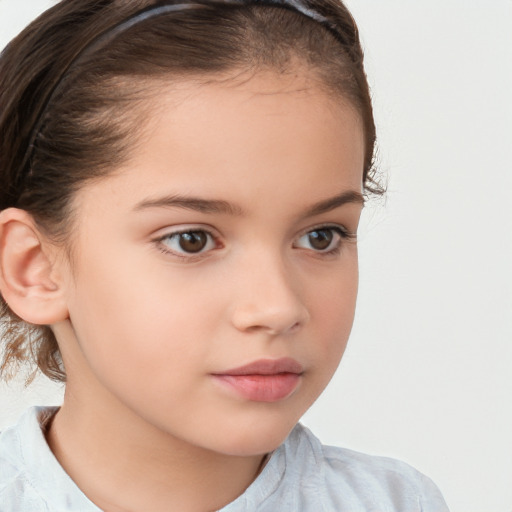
[{"left": 230, "top": 252, "right": 310, "bottom": 336}]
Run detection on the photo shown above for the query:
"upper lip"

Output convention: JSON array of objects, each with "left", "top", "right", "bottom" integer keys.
[{"left": 214, "top": 358, "right": 304, "bottom": 376}]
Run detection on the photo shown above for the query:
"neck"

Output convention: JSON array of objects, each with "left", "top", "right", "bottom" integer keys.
[{"left": 47, "top": 379, "right": 266, "bottom": 512}]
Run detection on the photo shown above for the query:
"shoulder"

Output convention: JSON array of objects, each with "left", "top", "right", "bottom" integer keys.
[
  {"left": 0, "top": 407, "right": 54, "bottom": 512},
  {"left": 0, "top": 406, "right": 101, "bottom": 512},
  {"left": 281, "top": 423, "right": 449, "bottom": 512}
]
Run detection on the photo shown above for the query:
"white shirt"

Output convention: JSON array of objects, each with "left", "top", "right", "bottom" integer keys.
[{"left": 0, "top": 407, "right": 449, "bottom": 511}]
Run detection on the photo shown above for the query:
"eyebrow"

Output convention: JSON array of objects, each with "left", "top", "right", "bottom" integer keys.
[
  {"left": 303, "top": 190, "right": 365, "bottom": 217},
  {"left": 133, "top": 190, "right": 364, "bottom": 217},
  {"left": 134, "top": 195, "right": 244, "bottom": 215}
]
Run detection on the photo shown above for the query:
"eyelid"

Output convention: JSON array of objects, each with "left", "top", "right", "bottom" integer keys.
[
  {"left": 152, "top": 224, "right": 223, "bottom": 260},
  {"left": 297, "top": 223, "right": 354, "bottom": 240},
  {"left": 151, "top": 222, "right": 356, "bottom": 261},
  {"left": 293, "top": 223, "right": 356, "bottom": 253}
]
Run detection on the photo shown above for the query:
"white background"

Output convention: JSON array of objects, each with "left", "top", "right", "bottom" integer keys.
[{"left": 1, "top": 1, "right": 511, "bottom": 511}]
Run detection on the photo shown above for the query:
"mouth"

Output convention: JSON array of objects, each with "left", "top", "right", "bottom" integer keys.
[{"left": 211, "top": 358, "right": 303, "bottom": 403}]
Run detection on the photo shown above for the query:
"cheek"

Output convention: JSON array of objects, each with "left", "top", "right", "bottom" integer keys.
[
  {"left": 307, "top": 258, "right": 358, "bottom": 368},
  {"left": 65, "top": 244, "right": 233, "bottom": 389},
  {"left": 66, "top": 283, "right": 212, "bottom": 429},
  {"left": 65, "top": 258, "right": 193, "bottom": 386}
]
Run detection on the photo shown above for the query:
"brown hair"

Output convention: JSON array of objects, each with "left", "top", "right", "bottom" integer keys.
[{"left": 0, "top": 0, "right": 382, "bottom": 382}]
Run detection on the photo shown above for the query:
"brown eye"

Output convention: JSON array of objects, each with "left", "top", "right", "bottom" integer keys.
[
  {"left": 307, "top": 229, "right": 333, "bottom": 251},
  {"left": 178, "top": 231, "right": 208, "bottom": 253},
  {"left": 295, "top": 226, "right": 346, "bottom": 253},
  {"left": 159, "top": 229, "right": 216, "bottom": 256}
]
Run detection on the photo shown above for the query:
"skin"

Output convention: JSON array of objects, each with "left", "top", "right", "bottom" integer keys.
[{"left": 39, "top": 69, "right": 365, "bottom": 511}]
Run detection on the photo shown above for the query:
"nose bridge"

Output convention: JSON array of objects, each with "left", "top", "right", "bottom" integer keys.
[{"left": 230, "top": 244, "right": 309, "bottom": 335}]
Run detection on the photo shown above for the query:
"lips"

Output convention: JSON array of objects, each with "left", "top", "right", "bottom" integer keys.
[{"left": 211, "top": 358, "right": 303, "bottom": 402}]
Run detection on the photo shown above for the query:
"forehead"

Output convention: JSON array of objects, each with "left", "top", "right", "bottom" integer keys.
[{"left": 74, "top": 69, "right": 365, "bottom": 218}]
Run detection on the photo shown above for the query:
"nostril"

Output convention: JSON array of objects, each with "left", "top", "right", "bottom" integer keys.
[
  {"left": 288, "top": 322, "right": 301, "bottom": 334},
  {"left": 229, "top": 264, "right": 310, "bottom": 335},
  {"left": 231, "top": 303, "right": 308, "bottom": 336}
]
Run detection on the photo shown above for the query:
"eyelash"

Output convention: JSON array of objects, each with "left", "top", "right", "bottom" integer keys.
[
  {"left": 154, "top": 224, "right": 354, "bottom": 261},
  {"left": 294, "top": 225, "right": 353, "bottom": 257},
  {"left": 155, "top": 228, "right": 222, "bottom": 261}
]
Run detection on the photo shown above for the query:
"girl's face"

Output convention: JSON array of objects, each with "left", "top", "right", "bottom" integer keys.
[{"left": 56, "top": 70, "right": 365, "bottom": 456}]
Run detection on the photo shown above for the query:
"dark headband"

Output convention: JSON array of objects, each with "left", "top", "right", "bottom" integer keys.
[{"left": 17, "top": 0, "right": 345, "bottom": 188}]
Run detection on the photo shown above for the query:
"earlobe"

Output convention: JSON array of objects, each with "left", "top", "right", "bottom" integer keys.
[{"left": 0, "top": 208, "right": 69, "bottom": 325}]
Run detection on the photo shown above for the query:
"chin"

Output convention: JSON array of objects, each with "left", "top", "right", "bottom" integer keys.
[{"left": 207, "top": 417, "right": 299, "bottom": 457}]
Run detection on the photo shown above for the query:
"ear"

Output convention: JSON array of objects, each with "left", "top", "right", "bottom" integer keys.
[{"left": 0, "top": 208, "right": 69, "bottom": 325}]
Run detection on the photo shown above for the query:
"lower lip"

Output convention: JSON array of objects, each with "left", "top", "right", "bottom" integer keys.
[{"left": 212, "top": 373, "right": 301, "bottom": 402}]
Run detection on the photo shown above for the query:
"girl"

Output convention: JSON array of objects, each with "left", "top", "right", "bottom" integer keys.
[{"left": 0, "top": 1, "right": 449, "bottom": 510}]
